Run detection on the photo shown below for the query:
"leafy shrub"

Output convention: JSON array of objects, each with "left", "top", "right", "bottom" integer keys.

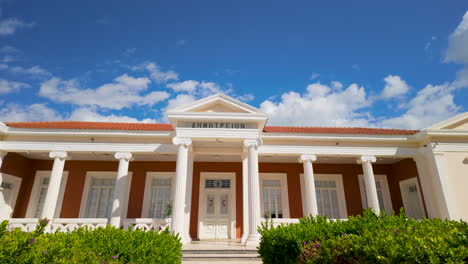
[
  {"left": 0, "top": 219, "right": 182, "bottom": 264},
  {"left": 258, "top": 210, "right": 468, "bottom": 264}
]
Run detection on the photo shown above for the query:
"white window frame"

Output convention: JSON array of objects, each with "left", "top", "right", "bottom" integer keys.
[
  {"left": 26, "top": 170, "right": 69, "bottom": 218},
  {"left": 358, "top": 174, "right": 393, "bottom": 215},
  {"left": 399, "top": 177, "right": 426, "bottom": 219},
  {"left": 79, "top": 171, "right": 133, "bottom": 219},
  {"left": 300, "top": 173, "right": 348, "bottom": 219},
  {"left": 141, "top": 172, "right": 175, "bottom": 218},
  {"left": 1, "top": 173, "right": 22, "bottom": 217},
  {"left": 260, "top": 173, "right": 290, "bottom": 219}
]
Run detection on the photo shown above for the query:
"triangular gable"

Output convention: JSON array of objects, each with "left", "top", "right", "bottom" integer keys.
[
  {"left": 426, "top": 112, "right": 468, "bottom": 130},
  {"left": 168, "top": 93, "right": 265, "bottom": 114}
]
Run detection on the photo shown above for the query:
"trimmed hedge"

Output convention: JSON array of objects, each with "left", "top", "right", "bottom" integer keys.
[
  {"left": 258, "top": 210, "right": 468, "bottom": 264},
  {"left": 0, "top": 219, "right": 182, "bottom": 264}
]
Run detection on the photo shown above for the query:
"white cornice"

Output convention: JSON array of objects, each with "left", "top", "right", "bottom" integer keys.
[
  {"left": 261, "top": 132, "right": 419, "bottom": 143},
  {"left": 0, "top": 141, "right": 178, "bottom": 154},
  {"left": 3, "top": 127, "right": 174, "bottom": 138},
  {"left": 258, "top": 145, "right": 418, "bottom": 157}
]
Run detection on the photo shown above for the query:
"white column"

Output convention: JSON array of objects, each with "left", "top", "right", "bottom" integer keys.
[
  {"left": 0, "top": 151, "right": 10, "bottom": 220},
  {"left": 241, "top": 152, "right": 249, "bottom": 243},
  {"left": 183, "top": 151, "right": 194, "bottom": 242},
  {"left": 110, "top": 152, "right": 132, "bottom": 227},
  {"left": 358, "top": 155, "right": 380, "bottom": 213},
  {"left": 171, "top": 137, "right": 192, "bottom": 243},
  {"left": 244, "top": 138, "right": 262, "bottom": 246},
  {"left": 41, "top": 151, "right": 68, "bottom": 219},
  {"left": 299, "top": 154, "right": 318, "bottom": 217}
]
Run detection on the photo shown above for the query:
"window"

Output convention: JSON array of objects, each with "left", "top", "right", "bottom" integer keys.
[
  {"left": 79, "top": 172, "right": 132, "bottom": 218},
  {"left": 142, "top": 172, "right": 175, "bottom": 218},
  {"left": 1, "top": 174, "right": 22, "bottom": 217},
  {"left": 358, "top": 174, "right": 393, "bottom": 215},
  {"left": 260, "top": 173, "right": 289, "bottom": 219},
  {"left": 26, "top": 171, "right": 68, "bottom": 218},
  {"left": 300, "top": 174, "right": 348, "bottom": 219}
]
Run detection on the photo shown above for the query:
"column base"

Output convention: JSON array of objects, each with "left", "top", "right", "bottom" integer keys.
[
  {"left": 180, "top": 235, "right": 192, "bottom": 244},
  {"left": 240, "top": 234, "right": 248, "bottom": 244},
  {"left": 245, "top": 234, "right": 261, "bottom": 247}
]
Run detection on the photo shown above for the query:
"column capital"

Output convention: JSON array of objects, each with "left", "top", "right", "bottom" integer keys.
[
  {"left": 357, "top": 155, "right": 376, "bottom": 164},
  {"left": 173, "top": 137, "right": 192, "bottom": 147},
  {"left": 243, "top": 138, "right": 262, "bottom": 148},
  {"left": 49, "top": 151, "right": 68, "bottom": 160},
  {"left": 299, "top": 154, "right": 317, "bottom": 163},
  {"left": 114, "top": 152, "right": 132, "bottom": 161}
]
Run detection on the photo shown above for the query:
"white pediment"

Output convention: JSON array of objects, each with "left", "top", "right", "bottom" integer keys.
[
  {"left": 167, "top": 94, "right": 268, "bottom": 136},
  {"left": 168, "top": 93, "right": 265, "bottom": 114},
  {"left": 426, "top": 112, "right": 468, "bottom": 130}
]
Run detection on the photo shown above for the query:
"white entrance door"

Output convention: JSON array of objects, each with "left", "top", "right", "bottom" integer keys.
[
  {"left": 400, "top": 177, "right": 426, "bottom": 219},
  {"left": 199, "top": 173, "right": 236, "bottom": 240}
]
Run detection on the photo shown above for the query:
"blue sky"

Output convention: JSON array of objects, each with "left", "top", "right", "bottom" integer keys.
[{"left": 0, "top": 0, "right": 467, "bottom": 129}]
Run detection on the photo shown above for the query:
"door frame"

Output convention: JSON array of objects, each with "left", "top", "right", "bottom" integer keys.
[{"left": 198, "top": 172, "right": 236, "bottom": 240}]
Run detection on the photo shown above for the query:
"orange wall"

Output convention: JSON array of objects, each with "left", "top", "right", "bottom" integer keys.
[{"left": 1, "top": 154, "right": 420, "bottom": 239}]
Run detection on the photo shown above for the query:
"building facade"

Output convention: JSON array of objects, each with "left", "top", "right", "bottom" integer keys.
[{"left": 0, "top": 94, "right": 467, "bottom": 245}]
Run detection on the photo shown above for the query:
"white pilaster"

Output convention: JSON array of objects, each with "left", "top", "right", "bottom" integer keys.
[
  {"left": 110, "top": 152, "right": 132, "bottom": 227},
  {"left": 0, "top": 151, "right": 10, "bottom": 220},
  {"left": 244, "top": 138, "right": 262, "bottom": 246},
  {"left": 357, "top": 155, "right": 380, "bottom": 213},
  {"left": 183, "top": 151, "right": 194, "bottom": 242},
  {"left": 171, "top": 137, "right": 192, "bottom": 243},
  {"left": 299, "top": 154, "right": 318, "bottom": 217},
  {"left": 241, "top": 152, "right": 249, "bottom": 243},
  {"left": 420, "top": 147, "right": 458, "bottom": 220},
  {"left": 412, "top": 156, "right": 435, "bottom": 218},
  {"left": 41, "top": 151, "right": 68, "bottom": 219}
]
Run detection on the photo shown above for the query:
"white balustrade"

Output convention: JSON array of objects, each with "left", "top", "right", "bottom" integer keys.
[
  {"left": 123, "top": 218, "right": 171, "bottom": 231},
  {"left": 6, "top": 218, "right": 170, "bottom": 233},
  {"left": 49, "top": 218, "right": 108, "bottom": 232}
]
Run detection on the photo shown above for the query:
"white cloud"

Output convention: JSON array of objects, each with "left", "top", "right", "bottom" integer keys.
[
  {"left": 167, "top": 80, "right": 199, "bottom": 93},
  {"left": 69, "top": 108, "right": 156, "bottom": 123},
  {"left": 0, "top": 64, "right": 7, "bottom": 70},
  {"left": 381, "top": 75, "right": 410, "bottom": 99},
  {"left": 39, "top": 74, "right": 169, "bottom": 110},
  {"left": 10, "top": 65, "right": 50, "bottom": 77},
  {"left": 0, "top": 18, "right": 35, "bottom": 36},
  {"left": 166, "top": 94, "right": 196, "bottom": 111},
  {"left": 0, "top": 46, "right": 19, "bottom": 53},
  {"left": 380, "top": 83, "right": 459, "bottom": 129},
  {"left": 236, "top": 93, "right": 254, "bottom": 102},
  {"left": 310, "top": 73, "right": 320, "bottom": 80},
  {"left": 176, "top": 40, "right": 187, "bottom": 46},
  {"left": 140, "top": 62, "right": 178, "bottom": 83},
  {"left": 260, "top": 82, "right": 371, "bottom": 127},
  {"left": 445, "top": 11, "right": 468, "bottom": 63},
  {"left": 0, "top": 79, "right": 30, "bottom": 94},
  {"left": 0, "top": 103, "right": 62, "bottom": 122}
]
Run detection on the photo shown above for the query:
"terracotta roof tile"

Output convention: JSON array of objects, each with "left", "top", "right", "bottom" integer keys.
[
  {"left": 4, "top": 121, "right": 418, "bottom": 135},
  {"left": 5, "top": 121, "right": 174, "bottom": 131},
  {"left": 263, "top": 126, "right": 418, "bottom": 135}
]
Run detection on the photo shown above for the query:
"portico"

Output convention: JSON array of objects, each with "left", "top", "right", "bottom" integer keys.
[{"left": 0, "top": 94, "right": 467, "bottom": 246}]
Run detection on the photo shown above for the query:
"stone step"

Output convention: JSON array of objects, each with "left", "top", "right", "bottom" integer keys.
[
  {"left": 182, "top": 249, "right": 261, "bottom": 262},
  {"left": 182, "top": 249, "right": 258, "bottom": 254}
]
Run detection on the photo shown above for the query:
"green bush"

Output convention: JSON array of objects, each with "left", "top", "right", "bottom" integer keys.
[
  {"left": 258, "top": 210, "right": 468, "bottom": 264},
  {"left": 0, "top": 219, "right": 182, "bottom": 264}
]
